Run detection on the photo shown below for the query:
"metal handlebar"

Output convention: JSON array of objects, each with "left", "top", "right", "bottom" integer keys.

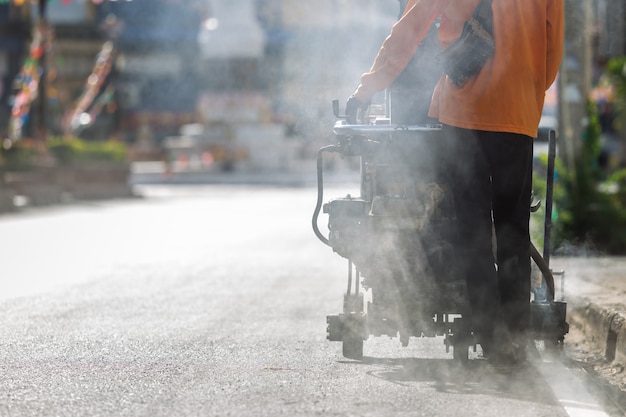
[{"left": 333, "top": 121, "right": 443, "bottom": 137}]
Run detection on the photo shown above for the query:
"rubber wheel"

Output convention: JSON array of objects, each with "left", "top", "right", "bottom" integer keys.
[
  {"left": 543, "top": 338, "right": 564, "bottom": 352},
  {"left": 342, "top": 336, "right": 364, "bottom": 360},
  {"left": 453, "top": 342, "right": 469, "bottom": 362}
]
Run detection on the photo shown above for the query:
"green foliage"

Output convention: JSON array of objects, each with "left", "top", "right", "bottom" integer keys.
[
  {"left": 606, "top": 57, "right": 626, "bottom": 103},
  {"left": 0, "top": 140, "right": 36, "bottom": 171},
  {"left": 545, "top": 101, "right": 626, "bottom": 254},
  {"left": 47, "top": 137, "right": 127, "bottom": 165}
]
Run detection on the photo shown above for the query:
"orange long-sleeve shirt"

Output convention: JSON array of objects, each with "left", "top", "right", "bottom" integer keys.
[{"left": 354, "top": 0, "right": 564, "bottom": 138}]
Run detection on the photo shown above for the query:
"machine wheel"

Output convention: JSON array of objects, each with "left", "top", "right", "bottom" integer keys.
[
  {"left": 543, "top": 337, "right": 564, "bottom": 352},
  {"left": 342, "top": 336, "right": 364, "bottom": 360},
  {"left": 452, "top": 341, "right": 470, "bottom": 362},
  {"left": 451, "top": 318, "right": 471, "bottom": 362}
]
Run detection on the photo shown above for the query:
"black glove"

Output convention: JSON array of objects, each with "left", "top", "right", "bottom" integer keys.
[{"left": 345, "top": 95, "right": 370, "bottom": 125}]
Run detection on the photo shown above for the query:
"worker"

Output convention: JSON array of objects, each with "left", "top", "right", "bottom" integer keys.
[{"left": 345, "top": 0, "right": 564, "bottom": 368}]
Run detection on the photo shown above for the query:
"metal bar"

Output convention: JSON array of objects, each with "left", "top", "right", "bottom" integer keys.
[
  {"left": 312, "top": 146, "right": 335, "bottom": 246},
  {"left": 543, "top": 129, "right": 557, "bottom": 267},
  {"left": 333, "top": 122, "right": 442, "bottom": 137},
  {"left": 347, "top": 260, "right": 353, "bottom": 295},
  {"left": 531, "top": 242, "right": 555, "bottom": 301}
]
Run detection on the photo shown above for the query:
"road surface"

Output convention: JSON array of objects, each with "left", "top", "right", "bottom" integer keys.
[{"left": 0, "top": 184, "right": 616, "bottom": 416}]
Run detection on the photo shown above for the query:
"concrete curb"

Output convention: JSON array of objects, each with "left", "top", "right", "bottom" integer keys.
[
  {"left": 128, "top": 167, "right": 360, "bottom": 189},
  {"left": 0, "top": 164, "right": 137, "bottom": 214},
  {"left": 568, "top": 295, "right": 626, "bottom": 364}
]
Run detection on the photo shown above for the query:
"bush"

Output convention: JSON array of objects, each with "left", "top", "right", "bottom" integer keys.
[
  {"left": 0, "top": 140, "right": 36, "bottom": 171},
  {"left": 543, "top": 101, "right": 626, "bottom": 254},
  {"left": 48, "top": 137, "right": 127, "bottom": 165}
]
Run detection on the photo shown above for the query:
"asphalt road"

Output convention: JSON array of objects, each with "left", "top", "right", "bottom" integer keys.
[{"left": 0, "top": 184, "right": 614, "bottom": 416}]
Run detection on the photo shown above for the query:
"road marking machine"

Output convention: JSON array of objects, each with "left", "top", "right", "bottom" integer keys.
[{"left": 312, "top": 97, "right": 568, "bottom": 361}]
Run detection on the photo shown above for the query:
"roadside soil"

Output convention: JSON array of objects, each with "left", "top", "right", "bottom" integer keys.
[{"left": 564, "top": 318, "right": 626, "bottom": 414}]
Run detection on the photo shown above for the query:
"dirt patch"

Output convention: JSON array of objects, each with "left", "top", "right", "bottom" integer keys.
[{"left": 564, "top": 318, "right": 626, "bottom": 414}]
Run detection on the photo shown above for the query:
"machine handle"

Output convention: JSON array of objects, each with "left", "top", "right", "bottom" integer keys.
[
  {"left": 543, "top": 129, "right": 557, "bottom": 267},
  {"left": 531, "top": 242, "right": 555, "bottom": 301},
  {"left": 333, "top": 122, "right": 443, "bottom": 136},
  {"left": 312, "top": 145, "right": 336, "bottom": 246}
]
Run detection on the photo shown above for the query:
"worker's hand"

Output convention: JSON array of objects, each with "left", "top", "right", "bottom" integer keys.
[{"left": 345, "top": 95, "right": 370, "bottom": 125}]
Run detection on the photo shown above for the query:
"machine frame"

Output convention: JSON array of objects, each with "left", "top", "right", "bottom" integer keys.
[{"left": 313, "top": 101, "right": 568, "bottom": 360}]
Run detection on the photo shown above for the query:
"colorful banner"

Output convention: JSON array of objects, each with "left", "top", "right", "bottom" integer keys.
[
  {"left": 8, "top": 21, "right": 47, "bottom": 140},
  {"left": 0, "top": 1, "right": 107, "bottom": 5},
  {"left": 64, "top": 41, "right": 115, "bottom": 135}
]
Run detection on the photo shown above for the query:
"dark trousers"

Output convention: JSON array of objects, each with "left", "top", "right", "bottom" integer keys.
[{"left": 441, "top": 126, "right": 533, "bottom": 343}]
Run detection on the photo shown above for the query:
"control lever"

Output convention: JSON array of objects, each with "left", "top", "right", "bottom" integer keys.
[
  {"left": 332, "top": 99, "right": 346, "bottom": 119},
  {"left": 333, "top": 99, "right": 370, "bottom": 124}
]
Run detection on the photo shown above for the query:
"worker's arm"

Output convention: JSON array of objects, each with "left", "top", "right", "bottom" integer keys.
[{"left": 354, "top": 0, "right": 448, "bottom": 102}]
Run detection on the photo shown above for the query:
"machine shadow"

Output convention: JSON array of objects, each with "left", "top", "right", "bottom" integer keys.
[{"left": 353, "top": 356, "right": 559, "bottom": 406}]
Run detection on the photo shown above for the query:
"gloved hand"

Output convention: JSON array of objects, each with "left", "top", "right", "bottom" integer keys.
[{"left": 345, "top": 95, "right": 370, "bottom": 125}]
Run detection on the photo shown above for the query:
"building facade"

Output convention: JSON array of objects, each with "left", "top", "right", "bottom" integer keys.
[{"left": 3, "top": 0, "right": 625, "bottom": 146}]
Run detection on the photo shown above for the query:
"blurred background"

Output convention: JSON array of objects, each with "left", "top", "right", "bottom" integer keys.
[
  {"left": 0, "top": 0, "right": 398, "bottom": 175},
  {"left": 2, "top": 0, "right": 626, "bottom": 253}
]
